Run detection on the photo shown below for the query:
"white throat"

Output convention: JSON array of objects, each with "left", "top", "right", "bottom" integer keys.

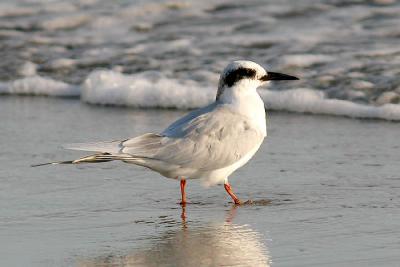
[{"left": 217, "top": 80, "right": 267, "bottom": 136}]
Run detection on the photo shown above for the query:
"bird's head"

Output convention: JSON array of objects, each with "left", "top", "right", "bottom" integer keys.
[{"left": 216, "top": 60, "right": 298, "bottom": 101}]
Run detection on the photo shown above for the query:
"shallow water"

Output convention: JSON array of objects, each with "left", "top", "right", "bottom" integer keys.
[{"left": 1, "top": 97, "right": 399, "bottom": 266}]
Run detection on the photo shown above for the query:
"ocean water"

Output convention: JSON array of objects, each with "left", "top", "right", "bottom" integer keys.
[
  {"left": 1, "top": 1, "right": 400, "bottom": 266},
  {"left": 1, "top": 0, "right": 400, "bottom": 119},
  {"left": 1, "top": 98, "right": 399, "bottom": 266}
]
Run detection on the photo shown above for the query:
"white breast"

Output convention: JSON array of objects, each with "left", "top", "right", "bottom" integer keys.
[
  {"left": 201, "top": 82, "right": 267, "bottom": 186},
  {"left": 218, "top": 80, "right": 267, "bottom": 137}
]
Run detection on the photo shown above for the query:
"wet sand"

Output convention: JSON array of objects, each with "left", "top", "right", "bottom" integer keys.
[{"left": 1, "top": 97, "right": 399, "bottom": 266}]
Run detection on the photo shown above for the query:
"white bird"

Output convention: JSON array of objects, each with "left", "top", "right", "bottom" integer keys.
[{"left": 33, "top": 61, "right": 298, "bottom": 205}]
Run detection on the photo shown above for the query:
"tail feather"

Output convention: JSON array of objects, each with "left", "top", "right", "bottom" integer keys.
[
  {"left": 31, "top": 153, "right": 133, "bottom": 167},
  {"left": 31, "top": 160, "right": 74, "bottom": 167},
  {"left": 63, "top": 140, "right": 125, "bottom": 154}
]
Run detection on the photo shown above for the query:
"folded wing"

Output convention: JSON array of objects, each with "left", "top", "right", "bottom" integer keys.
[
  {"left": 122, "top": 107, "right": 264, "bottom": 171},
  {"left": 64, "top": 104, "right": 264, "bottom": 172}
]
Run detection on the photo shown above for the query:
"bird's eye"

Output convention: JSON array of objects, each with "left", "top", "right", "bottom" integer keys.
[{"left": 223, "top": 68, "right": 257, "bottom": 87}]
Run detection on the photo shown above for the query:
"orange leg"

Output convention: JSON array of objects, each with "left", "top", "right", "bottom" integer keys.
[
  {"left": 180, "top": 179, "right": 187, "bottom": 206},
  {"left": 224, "top": 183, "right": 241, "bottom": 205}
]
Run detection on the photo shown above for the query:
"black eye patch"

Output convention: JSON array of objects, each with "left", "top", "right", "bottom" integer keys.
[{"left": 223, "top": 67, "right": 257, "bottom": 87}]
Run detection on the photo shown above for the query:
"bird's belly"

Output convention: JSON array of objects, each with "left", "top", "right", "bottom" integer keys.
[
  {"left": 128, "top": 158, "right": 205, "bottom": 180},
  {"left": 200, "top": 140, "right": 263, "bottom": 186},
  {"left": 129, "top": 137, "right": 265, "bottom": 185}
]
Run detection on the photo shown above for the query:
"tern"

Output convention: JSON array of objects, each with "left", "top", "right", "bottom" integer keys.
[{"left": 33, "top": 61, "right": 298, "bottom": 205}]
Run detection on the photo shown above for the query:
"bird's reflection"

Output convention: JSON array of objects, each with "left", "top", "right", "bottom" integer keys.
[{"left": 79, "top": 205, "right": 270, "bottom": 267}]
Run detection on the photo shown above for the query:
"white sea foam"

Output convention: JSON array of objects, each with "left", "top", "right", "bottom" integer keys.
[
  {"left": 280, "top": 54, "right": 335, "bottom": 68},
  {"left": 0, "top": 76, "right": 79, "bottom": 97},
  {"left": 47, "top": 58, "right": 77, "bottom": 69},
  {"left": 82, "top": 70, "right": 400, "bottom": 121},
  {"left": 1, "top": 0, "right": 400, "bottom": 123},
  {"left": 0, "top": 3, "right": 37, "bottom": 17},
  {"left": 1, "top": 70, "right": 400, "bottom": 121},
  {"left": 17, "top": 61, "right": 37, "bottom": 77},
  {"left": 81, "top": 70, "right": 215, "bottom": 109},
  {"left": 261, "top": 88, "right": 400, "bottom": 121},
  {"left": 38, "top": 14, "right": 90, "bottom": 31}
]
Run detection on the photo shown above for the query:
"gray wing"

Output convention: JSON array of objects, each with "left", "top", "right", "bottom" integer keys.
[
  {"left": 65, "top": 103, "right": 264, "bottom": 171},
  {"left": 122, "top": 105, "right": 265, "bottom": 171}
]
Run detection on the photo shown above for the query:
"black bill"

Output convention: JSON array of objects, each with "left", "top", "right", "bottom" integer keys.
[{"left": 260, "top": 72, "right": 299, "bottom": 81}]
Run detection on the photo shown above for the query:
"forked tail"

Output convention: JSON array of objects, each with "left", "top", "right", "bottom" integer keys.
[
  {"left": 32, "top": 135, "right": 160, "bottom": 167},
  {"left": 31, "top": 153, "right": 128, "bottom": 167}
]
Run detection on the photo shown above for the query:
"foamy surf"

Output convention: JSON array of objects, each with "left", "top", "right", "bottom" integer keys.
[
  {"left": 260, "top": 89, "right": 400, "bottom": 121},
  {"left": 1, "top": 70, "right": 400, "bottom": 121},
  {"left": 0, "top": 75, "right": 80, "bottom": 97},
  {"left": 82, "top": 70, "right": 215, "bottom": 109}
]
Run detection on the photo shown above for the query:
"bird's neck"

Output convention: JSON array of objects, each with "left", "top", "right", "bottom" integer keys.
[{"left": 217, "top": 83, "right": 267, "bottom": 136}]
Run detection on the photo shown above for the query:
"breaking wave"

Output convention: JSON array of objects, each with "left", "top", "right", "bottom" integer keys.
[{"left": 1, "top": 70, "right": 399, "bottom": 121}]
